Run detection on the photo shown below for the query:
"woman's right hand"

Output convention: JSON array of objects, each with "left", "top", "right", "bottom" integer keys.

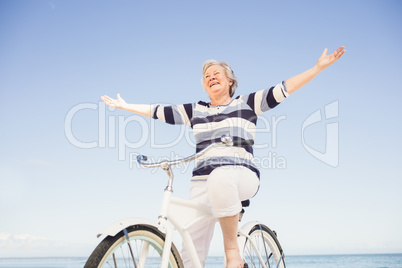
[{"left": 101, "top": 94, "right": 127, "bottom": 109}]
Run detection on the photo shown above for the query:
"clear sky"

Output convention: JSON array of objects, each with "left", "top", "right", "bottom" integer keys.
[{"left": 1, "top": 0, "right": 401, "bottom": 258}]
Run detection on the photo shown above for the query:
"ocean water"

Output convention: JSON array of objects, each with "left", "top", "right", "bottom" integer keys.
[{"left": 0, "top": 254, "right": 401, "bottom": 267}]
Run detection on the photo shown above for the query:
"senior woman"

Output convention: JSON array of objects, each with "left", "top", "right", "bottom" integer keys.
[{"left": 101, "top": 46, "right": 345, "bottom": 268}]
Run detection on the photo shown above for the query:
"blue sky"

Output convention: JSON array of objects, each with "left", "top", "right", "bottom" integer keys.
[{"left": 1, "top": 0, "right": 401, "bottom": 258}]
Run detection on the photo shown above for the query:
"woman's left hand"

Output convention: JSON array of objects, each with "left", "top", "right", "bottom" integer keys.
[{"left": 316, "top": 46, "right": 346, "bottom": 71}]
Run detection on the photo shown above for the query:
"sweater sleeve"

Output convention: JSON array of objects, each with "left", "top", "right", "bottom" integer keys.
[
  {"left": 244, "top": 81, "right": 289, "bottom": 116},
  {"left": 152, "top": 103, "right": 193, "bottom": 126}
]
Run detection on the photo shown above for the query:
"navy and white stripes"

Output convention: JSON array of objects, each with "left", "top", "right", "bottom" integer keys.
[{"left": 152, "top": 81, "right": 288, "bottom": 181}]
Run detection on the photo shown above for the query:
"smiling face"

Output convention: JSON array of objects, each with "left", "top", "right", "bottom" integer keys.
[{"left": 203, "top": 64, "right": 233, "bottom": 100}]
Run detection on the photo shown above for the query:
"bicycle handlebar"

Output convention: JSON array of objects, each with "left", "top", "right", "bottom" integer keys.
[{"left": 137, "top": 135, "right": 254, "bottom": 169}]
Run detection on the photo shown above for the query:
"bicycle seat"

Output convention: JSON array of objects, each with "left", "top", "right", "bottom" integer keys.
[
  {"left": 241, "top": 199, "right": 250, "bottom": 207},
  {"left": 239, "top": 200, "right": 250, "bottom": 222}
]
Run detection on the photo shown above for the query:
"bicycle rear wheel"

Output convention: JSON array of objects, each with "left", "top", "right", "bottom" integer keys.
[
  {"left": 242, "top": 224, "right": 285, "bottom": 268},
  {"left": 84, "top": 224, "right": 183, "bottom": 268}
]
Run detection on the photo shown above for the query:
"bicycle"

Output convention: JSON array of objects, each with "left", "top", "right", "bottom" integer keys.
[{"left": 84, "top": 135, "right": 286, "bottom": 268}]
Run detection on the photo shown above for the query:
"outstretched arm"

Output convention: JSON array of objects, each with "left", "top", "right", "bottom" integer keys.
[
  {"left": 285, "top": 46, "right": 346, "bottom": 95},
  {"left": 101, "top": 94, "right": 153, "bottom": 117}
]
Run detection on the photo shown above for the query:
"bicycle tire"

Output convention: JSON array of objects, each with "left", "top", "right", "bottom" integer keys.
[
  {"left": 242, "top": 224, "right": 286, "bottom": 268},
  {"left": 84, "top": 224, "right": 183, "bottom": 268}
]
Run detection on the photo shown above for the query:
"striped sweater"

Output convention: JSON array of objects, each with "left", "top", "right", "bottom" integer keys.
[{"left": 152, "top": 81, "right": 288, "bottom": 181}]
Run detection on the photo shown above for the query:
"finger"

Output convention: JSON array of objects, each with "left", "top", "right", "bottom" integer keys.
[
  {"left": 334, "top": 46, "right": 345, "bottom": 58},
  {"left": 337, "top": 46, "right": 345, "bottom": 52},
  {"left": 103, "top": 96, "right": 116, "bottom": 107},
  {"left": 101, "top": 96, "right": 109, "bottom": 103},
  {"left": 321, "top": 48, "right": 328, "bottom": 57},
  {"left": 102, "top": 95, "right": 113, "bottom": 102},
  {"left": 334, "top": 48, "right": 345, "bottom": 59},
  {"left": 337, "top": 49, "right": 346, "bottom": 59}
]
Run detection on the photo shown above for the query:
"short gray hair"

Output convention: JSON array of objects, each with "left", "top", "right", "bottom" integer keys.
[{"left": 201, "top": 60, "right": 238, "bottom": 97}]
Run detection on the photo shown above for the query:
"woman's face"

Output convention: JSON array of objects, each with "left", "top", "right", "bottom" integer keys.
[{"left": 203, "top": 65, "right": 233, "bottom": 98}]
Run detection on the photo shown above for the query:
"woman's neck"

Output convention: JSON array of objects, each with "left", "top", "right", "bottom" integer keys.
[{"left": 210, "top": 95, "right": 232, "bottom": 106}]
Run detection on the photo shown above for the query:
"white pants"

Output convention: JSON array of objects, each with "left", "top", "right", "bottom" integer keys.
[{"left": 181, "top": 165, "right": 260, "bottom": 268}]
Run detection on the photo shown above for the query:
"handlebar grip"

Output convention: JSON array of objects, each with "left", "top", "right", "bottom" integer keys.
[
  {"left": 233, "top": 139, "right": 254, "bottom": 146},
  {"left": 137, "top": 155, "right": 148, "bottom": 163}
]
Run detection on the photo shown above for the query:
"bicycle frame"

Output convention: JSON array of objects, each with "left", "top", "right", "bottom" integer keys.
[
  {"left": 96, "top": 136, "right": 276, "bottom": 268},
  {"left": 98, "top": 179, "right": 267, "bottom": 268},
  {"left": 144, "top": 153, "right": 214, "bottom": 268},
  {"left": 157, "top": 168, "right": 272, "bottom": 268}
]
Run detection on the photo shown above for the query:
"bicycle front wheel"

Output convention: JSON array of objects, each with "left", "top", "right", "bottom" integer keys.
[
  {"left": 242, "top": 224, "right": 285, "bottom": 268},
  {"left": 84, "top": 224, "right": 183, "bottom": 268}
]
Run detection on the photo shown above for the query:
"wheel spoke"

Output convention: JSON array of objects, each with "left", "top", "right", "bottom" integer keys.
[
  {"left": 127, "top": 241, "right": 137, "bottom": 268},
  {"left": 112, "top": 253, "right": 117, "bottom": 268}
]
